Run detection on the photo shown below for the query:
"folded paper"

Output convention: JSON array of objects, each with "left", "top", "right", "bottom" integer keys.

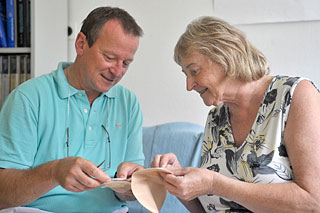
[
  {"left": 131, "top": 168, "right": 173, "bottom": 213},
  {"left": 101, "top": 178, "right": 131, "bottom": 193}
]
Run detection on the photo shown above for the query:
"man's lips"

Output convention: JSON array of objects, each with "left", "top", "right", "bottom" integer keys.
[{"left": 101, "top": 74, "right": 114, "bottom": 83}]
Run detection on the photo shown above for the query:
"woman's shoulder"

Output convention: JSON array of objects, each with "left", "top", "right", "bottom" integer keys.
[{"left": 271, "top": 75, "right": 319, "bottom": 91}]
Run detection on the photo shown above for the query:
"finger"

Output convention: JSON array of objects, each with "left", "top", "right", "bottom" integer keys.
[
  {"left": 75, "top": 169, "right": 103, "bottom": 188},
  {"left": 150, "top": 154, "right": 162, "bottom": 168},
  {"left": 159, "top": 153, "right": 177, "bottom": 168},
  {"left": 117, "top": 162, "right": 135, "bottom": 178},
  {"left": 125, "top": 165, "right": 144, "bottom": 178},
  {"left": 72, "top": 179, "right": 95, "bottom": 192},
  {"left": 162, "top": 175, "right": 182, "bottom": 196},
  {"left": 118, "top": 162, "right": 145, "bottom": 179},
  {"left": 82, "top": 163, "right": 111, "bottom": 183},
  {"left": 62, "top": 175, "right": 94, "bottom": 192},
  {"left": 163, "top": 173, "right": 185, "bottom": 187},
  {"left": 172, "top": 168, "right": 187, "bottom": 176}
]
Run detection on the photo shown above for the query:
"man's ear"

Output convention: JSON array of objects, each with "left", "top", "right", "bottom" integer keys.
[{"left": 75, "top": 32, "right": 87, "bottom": 56}]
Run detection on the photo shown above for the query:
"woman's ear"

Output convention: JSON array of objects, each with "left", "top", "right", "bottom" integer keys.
[{"left": 75, "top": 32, "right": 87, "bottom": 56}]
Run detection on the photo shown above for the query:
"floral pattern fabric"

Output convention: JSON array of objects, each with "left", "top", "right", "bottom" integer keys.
[{"left": 198, "top": 76, "right": 319, "bottom": 212}]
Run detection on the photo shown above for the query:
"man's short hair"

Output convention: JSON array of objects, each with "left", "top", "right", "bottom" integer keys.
[{"left": 81, "top": 6, "right": 143, "bottom": 47}]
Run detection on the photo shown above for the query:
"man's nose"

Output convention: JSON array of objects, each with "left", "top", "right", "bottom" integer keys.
[{"left": 110, "top": 62, "right": 125, "bottom": 78}]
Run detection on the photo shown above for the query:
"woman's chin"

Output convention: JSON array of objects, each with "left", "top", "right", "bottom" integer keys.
[
  {"left": 202, "top": 99, "right": 213, "bottom": 106},
  {"left": 202, "top": 98, "right": 221, "bottom": 107}
]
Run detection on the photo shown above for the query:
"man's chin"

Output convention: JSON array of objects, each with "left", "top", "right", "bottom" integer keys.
[{"left": 100, "top": 84, "right": 116, "bottom": 92}]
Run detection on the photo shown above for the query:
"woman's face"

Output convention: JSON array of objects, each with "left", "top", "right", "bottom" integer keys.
[{"left": 180, "top": 54, "right": 228, "bottom": 106}]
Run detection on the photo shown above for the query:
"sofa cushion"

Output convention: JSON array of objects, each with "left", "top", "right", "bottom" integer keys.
[{"left": 127, "top": 122, "right": 204, "bottom": 213}]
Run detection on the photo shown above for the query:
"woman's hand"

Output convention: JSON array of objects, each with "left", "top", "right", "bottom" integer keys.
[
  {"left": 150, "top": 153, "right": 182, "bottom": 170},
  {"left": 163, "top": 167, "right": 214, "bottom": 201}
]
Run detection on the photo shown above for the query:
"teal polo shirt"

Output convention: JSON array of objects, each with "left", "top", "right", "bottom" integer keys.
[{"left": 0, "top": 62, "right": 144, "bottom": 212}]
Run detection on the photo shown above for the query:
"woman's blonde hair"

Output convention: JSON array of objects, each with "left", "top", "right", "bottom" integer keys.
[{"left": 174, "top": 16, "right": 269, "bottom": 81}]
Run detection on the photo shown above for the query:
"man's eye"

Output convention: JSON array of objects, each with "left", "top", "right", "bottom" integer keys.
[{"left": 105, "top": 55, "right": 114, "bottom": 60}]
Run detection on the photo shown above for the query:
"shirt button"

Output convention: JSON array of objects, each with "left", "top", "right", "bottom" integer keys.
[
  {"left": 88, "top": 126, "right": 92, "bottom": 131},
  {"left": 84, "top": 109, "right": 88, "bottom": 113}
]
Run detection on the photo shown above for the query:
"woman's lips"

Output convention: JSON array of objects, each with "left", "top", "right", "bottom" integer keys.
[{"left": 199, "top": 88, "right": 208, "bottom": 95}]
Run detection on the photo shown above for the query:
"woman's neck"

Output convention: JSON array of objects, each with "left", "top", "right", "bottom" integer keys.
[{"left": 225, "top": 75, "right": 274, "bottom": 121}]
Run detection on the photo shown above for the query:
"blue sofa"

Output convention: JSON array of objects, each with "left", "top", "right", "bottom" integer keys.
[{"left": 127, "top": 122, "right": 204, "bottom": 213}]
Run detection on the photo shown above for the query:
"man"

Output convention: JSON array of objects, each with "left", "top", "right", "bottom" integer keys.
[{"left": 0, "top": 7, "right": 145, "bottom": 212}]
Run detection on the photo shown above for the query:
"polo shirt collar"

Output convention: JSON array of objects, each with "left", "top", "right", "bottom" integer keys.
[{"left": 54, "top": 62, "right": 117, "bottom": 99}]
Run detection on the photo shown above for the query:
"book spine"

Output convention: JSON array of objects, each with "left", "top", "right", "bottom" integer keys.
[
  {"left": 18, "top": 54, "right": 25, "bottom": 84},
  {"left": 0, "top": 0, "right": 7, "bottom": 47},
  {"left": 6, "top": 0, "right": 15, "bottom": 47},
  {"left": 13, "top": 0, "right": 17, "bottom": 47},
  {"left": 0, "top": 15, "right": 7, "bottom": 47},
  {"left": 26, "top": 54, "right": 30, "bottom": 80},
  {"left": 16, "top": 0, "right": 24, "bottom": 47},
  {"left": 9, "top": 55, "right": 18, "bottom": 92},
  {"left": 1, "top": 55, "right": 9, "bottom": 107},
  {"left": 26, "top": 0, "right": 30, "bottom": 47},
  {"left": 0, "top": 0, "right": 6, "bottom": 29},
  {"left": 0, "top": 55, "right": 2, "bottom": 108}
]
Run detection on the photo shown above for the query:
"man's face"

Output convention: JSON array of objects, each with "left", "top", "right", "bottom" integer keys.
[{"left": 78, "top": 19, "right": 139, "bottom": 95}]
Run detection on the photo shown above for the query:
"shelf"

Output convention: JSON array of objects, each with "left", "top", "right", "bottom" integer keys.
[{"left": 0, "top": 48, "right": 31, "bottom": 54}]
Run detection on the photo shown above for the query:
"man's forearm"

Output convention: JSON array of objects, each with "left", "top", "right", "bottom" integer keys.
[
  {"left": 0, "top": 161, "right": 59, "bottom": 209},
  {"left": 114, "top": 191, "right": 136, "bottom": 202}
]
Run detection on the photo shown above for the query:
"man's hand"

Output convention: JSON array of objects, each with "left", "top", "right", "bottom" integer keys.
[
  {"left": 54, "top": 157, "right": 111, "bottom": 192},
  {"left": 116, "top": 161, "right": 145, "bottom": 179},
  {"left": 114, "top": 162, "right": 145, "bottom": 201}
]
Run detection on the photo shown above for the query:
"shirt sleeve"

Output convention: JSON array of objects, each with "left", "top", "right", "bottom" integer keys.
[
  {"left": 0, "top": 89, "right": 38, "bottom": 169},
  {"left": 123, "top": 93, "right": 144, "bottom": 166}
]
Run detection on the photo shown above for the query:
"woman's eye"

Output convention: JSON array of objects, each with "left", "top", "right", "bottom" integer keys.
[
  {"left": 123, "top": 61, "right": 131, "bottom": 67},
  {"left": 191, "top": 69, "right": 199, "bottom": 75}
]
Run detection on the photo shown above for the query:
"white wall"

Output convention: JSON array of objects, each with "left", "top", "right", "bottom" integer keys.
[
  {"left": 214, "top": 0, "right": 320, "bottom": 87},
  {"left": 68, "top": 0, "right": 320, "bottom": 127},
  {"left": 32, "top": 0, "right": 68, "bottom": 77}
]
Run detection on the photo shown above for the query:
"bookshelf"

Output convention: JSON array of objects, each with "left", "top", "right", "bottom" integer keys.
[
  {"left": 0, "top": 47, "right": 30, "bottom": 53},
  {"left": 0, "top": 0, "right": 68, "bottom": 109}
]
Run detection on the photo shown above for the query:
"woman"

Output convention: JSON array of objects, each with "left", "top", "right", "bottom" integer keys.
[{"left": 151, "top": 16, "right": 320, "bottom": 212}]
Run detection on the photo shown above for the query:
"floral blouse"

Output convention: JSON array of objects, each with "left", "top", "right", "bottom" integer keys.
[{"left": 198, "top": 76, "right": 319, "bottom": 212}]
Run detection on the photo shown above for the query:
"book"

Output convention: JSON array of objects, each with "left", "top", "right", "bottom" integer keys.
[
  {"left": 13, "top": 0, "right": 17, "bottom": 47},
  {"left": 6, "top": 0, "right": 15, "bottom": 47},
  {"left": 26, "top": 0, "right": 30, "bottom": 47},
  {"left": 0, "top": 0, "right": 6, "bottom": 28},
  {"left": 0, "top": 15, "right": 7, "bottom": 47},
  {"left": 18, "top": 54, "right": 25, "bottom": 84},
  {"left": 0, "top": 56, "right": 2, "bottom": 108},
  {"left": 16, "top": 0, "right": 26, "bottom": 47},
  {"left": 0, "top": 0, "right": 7, "bottom": 47},
  {"left": 1, "top": 55, "right": 9, "bottom": 107},
  {"left": 25, "top": 53, "right": 30, "bottom": 80},
  {"left": 9, "top": 54, "right": 18, "bottom": 92}
]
